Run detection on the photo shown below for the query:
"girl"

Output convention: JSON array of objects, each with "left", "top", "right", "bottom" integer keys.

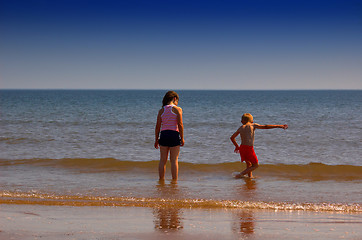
[{"left": 154, "top": 91, "right": 184, "bottom": 181}]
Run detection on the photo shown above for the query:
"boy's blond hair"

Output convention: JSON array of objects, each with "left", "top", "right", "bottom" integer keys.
[{"left": 242, "top": 113, "right": 253, "bottom": 123}]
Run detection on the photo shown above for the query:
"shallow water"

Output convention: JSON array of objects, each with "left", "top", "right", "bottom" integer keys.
[{"left": 0, "top": 90, "right": 361, "bottom": 212}]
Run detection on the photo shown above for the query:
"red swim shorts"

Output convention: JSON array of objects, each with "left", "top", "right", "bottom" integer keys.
[{"left": 239, "top": 145, "right": 258, "bottom": 164}]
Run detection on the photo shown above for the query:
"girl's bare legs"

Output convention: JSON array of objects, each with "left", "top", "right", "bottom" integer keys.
[
  {"left": 169, "top": 146, "right": 180, "bottom": 181},
  {"left": 159, "top": 145, "right": 180, "bottom": 181},
  {"left": 159, "top": 146, "right": 169, "bottom": 181}
]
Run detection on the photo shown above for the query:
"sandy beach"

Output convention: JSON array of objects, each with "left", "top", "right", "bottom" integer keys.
[{"left": 1, "top": 204, "right": 361, "bottom": 240}]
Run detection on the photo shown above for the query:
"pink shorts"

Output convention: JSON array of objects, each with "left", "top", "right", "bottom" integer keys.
[{"left": 239, "top": 145, "right": 258, "bottom": 164}]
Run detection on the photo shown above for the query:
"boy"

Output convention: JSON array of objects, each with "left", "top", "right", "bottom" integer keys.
[{"left": 230, "top": 113, "right": 288, "bottom": 178}]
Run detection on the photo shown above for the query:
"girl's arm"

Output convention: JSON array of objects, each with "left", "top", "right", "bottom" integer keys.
[
  {"left": 175, "top": 107, "right": 184, "bottom": 146},
  {"left": 154, "top": 109, "right": 162, "bottom": 149}
]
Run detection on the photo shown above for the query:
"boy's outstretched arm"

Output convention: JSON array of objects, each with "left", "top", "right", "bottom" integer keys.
[
  {"left": 254, "top": 124, "right": 288, "bottom": 130},
  {"left": 230, "top": 130, "right": 240, "bottom": 153}
]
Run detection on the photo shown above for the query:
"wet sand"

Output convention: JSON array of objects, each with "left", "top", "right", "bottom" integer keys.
[{"left": 1, "top": 204, "right": 361, "bottom": 240}]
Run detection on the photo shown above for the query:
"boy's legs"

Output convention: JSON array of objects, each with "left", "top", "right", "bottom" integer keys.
[
  {"left": 245, "top": 161, "right": 253, "bottom": 178},
  {"left": 240, "top": 161, "right": 259, "bottom": 177},
  {"left": 159, "top": 146, "right": 169, "bottom": 180},
  {"left": 169, "top": 146, "right": 180, "bottom": 181},
  {"left": 239, "top": 145, "right": 259, "bottom": 178}
]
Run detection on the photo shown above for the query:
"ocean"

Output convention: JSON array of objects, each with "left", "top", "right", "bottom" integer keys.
[{"left": 0, "top": 90, "right": 361, "bottom": 212}]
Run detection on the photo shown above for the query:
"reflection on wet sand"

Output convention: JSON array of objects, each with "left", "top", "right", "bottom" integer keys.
[
  {"left": 232, "top": 178, "right": 257, "bottom": 236},
  {"left": 232, "top": 210, "right": 255, "bottom": 236},
  {"left": 153, "top": 180, "right": 183, "bottom": 232},
  {"left": 153, "top": 207, "right": 183, "bottom": 231}
]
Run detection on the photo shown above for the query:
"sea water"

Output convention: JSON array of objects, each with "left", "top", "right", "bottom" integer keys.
[{"left": 0, "top": 90, "right": 361, "bottom": 212}]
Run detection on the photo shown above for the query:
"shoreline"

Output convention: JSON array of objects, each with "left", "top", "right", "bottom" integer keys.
[
  {"left": 1, "top": 204, "right": 361, "bottom": 240},
  {"left": 1, "top": 192, "right": 360, "bottom": 213}
]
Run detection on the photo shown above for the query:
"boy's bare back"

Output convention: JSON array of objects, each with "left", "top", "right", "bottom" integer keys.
[
  {"left": 238, "top": 123, "right": 256, "bottom": 146},
  {"left": 232, "top": 122, "right": 288, "bottom": 150},
  {"left": 230, "top": 113, "right": 288, "bottom": 154}
]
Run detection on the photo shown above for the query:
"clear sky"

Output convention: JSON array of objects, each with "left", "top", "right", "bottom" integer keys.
[{"left": 1, "top": 0, "right": 361, "bottom": 90}]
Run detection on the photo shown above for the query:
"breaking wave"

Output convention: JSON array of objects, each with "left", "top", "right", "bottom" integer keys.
[{"left": 1, "top": 158, "right": 361, "bottom": 181}]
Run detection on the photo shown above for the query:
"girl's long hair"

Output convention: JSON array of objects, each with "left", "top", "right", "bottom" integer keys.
[{"left": 162, "top": 91, "right": 179, "bottom": 106}]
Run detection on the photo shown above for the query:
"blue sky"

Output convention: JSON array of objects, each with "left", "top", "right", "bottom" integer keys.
[{"left": 1, "top": 0, "right": 361, "bottom": 90}]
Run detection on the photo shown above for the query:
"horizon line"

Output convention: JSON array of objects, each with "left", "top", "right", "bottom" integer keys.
[{"left": 1, "top": 88, "right": 361, "bottom": 91}]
